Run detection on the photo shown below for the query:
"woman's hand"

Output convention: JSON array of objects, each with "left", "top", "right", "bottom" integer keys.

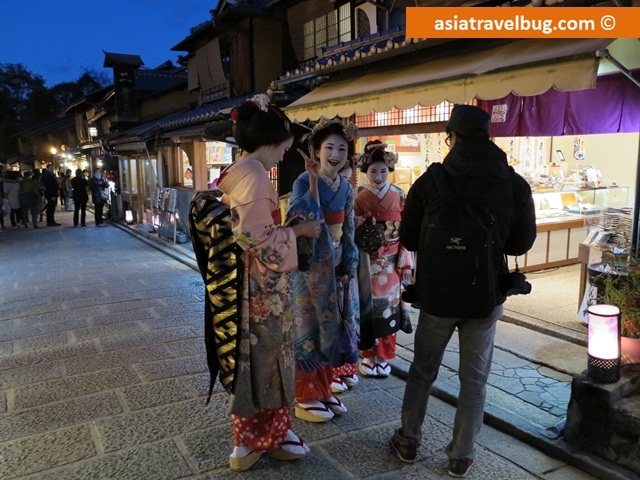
[
  {"left": 354, "top": 211, "right": 373, "bottom": 229},
  {"left": 298, "top": 147, "right": 319, "bottom": 182},
  {"left": 291, "top": 219, "right": 322, "bottom": 239},
  {"left": 400, "top": 268, "right": 412, "bottom": 283},
  {"left": 298, "top": 147, "right": 320, "bottom": 205}
]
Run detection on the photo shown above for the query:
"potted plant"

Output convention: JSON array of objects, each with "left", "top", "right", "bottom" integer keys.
[{"left": 600, "top": 253, "right": 640, "bottom": 364}]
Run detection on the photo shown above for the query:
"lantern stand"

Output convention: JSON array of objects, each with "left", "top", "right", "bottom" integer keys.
[{"left": 587, "top": 304, "right": 621, "bottom": 384}]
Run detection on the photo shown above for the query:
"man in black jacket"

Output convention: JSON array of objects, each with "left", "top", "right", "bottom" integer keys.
[
  {"left": 41, "top": 164, "right": 60, "bottom": 226},
  {"left": 390, "top": 105, "right": 536, "bottom": 478}
]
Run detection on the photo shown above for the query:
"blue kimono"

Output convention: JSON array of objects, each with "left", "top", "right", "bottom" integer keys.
[{"left": 287, "top": 172, "right": 360, "bottom": 371}]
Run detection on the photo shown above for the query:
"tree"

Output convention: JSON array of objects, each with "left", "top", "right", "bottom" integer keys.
[{"left": 0, "top": 64, "right": 110, "bottom": 160}]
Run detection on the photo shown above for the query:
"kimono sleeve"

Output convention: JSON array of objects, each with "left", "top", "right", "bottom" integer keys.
[
  {"left": 286, "top": 172, "right": 322, "bottom": 222},
  {"left": 231, "top": 195, "right": 298, "bottom": 273}
]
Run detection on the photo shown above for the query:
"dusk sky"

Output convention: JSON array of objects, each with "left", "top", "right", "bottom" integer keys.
[{"left": 0, "top": 0, "right": 218, "bottom": 86}]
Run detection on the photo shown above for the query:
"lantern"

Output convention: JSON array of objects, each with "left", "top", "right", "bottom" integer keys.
[
  {"left": 125, "top": 210, "right": 134, "bottom": 225},
  {"left": 587, "top": 304, "right": 621, "bottom": 383}
]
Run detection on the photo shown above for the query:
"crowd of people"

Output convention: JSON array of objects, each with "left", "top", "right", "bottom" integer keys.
[
  {"left": 0, "top": 166, "right": 112, "bottom": 230},
  {"left": 192, "top": 96, "right": 537, "bottom": 477}
]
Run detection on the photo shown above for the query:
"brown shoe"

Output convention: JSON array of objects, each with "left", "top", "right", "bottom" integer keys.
[
  {"left": 448, "top": 458, "right": 474, "bottom": 477},
  {"left": 390, "top": 432, "right": 417, "bottom": 463}
]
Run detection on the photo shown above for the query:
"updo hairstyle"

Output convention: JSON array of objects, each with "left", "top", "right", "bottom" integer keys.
[
  {"left": 231, "top": 99, "right": 292, "bottom": 153},
  {"left": 307, "top": 122, "right": 355, "bottom": 158},
  {"left": 358, "top": 139, "right": 396, "bottom": 173}
]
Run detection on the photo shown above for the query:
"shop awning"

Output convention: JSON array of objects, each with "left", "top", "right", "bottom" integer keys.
[{"left": 284, "top": 38, "right": 614, "bottom": 122}]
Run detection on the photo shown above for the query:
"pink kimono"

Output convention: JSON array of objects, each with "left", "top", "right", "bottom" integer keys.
[{"left": 217, "top": 159, "right": 299, "bottom": 451}]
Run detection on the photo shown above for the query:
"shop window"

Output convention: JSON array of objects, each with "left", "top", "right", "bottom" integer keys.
[
  {"left": 303, "top": 3, "right": 352, "bottom": 60},
  {"left": 206, "top": 141, "right": 234, "bottom": 188}
]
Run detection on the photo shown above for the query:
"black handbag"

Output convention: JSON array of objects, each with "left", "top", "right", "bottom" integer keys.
[{"left": 354, "top": 217, "right": 385, "bottom": 255}]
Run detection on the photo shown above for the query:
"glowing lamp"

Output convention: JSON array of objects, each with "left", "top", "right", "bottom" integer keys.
[
  {"left": 587, "top": 304, "right": 621, "bottom": 383},
  {"left": 125, "top": 210, "right": 134, "bottom": 225}
]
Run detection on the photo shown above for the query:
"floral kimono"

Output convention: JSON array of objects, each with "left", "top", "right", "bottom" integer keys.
[
  {"left": 217, "top": 158, "right": 299, "bottom": 450},
  {"left": 287, "top": 172, "right": 359, "bottom": 401},
  {"left": 355, "top": 182, "right": 413, "bottom": 359}
]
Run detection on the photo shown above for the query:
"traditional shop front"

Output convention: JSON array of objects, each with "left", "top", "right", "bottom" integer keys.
[{"left": 283, "top": 37, "right": 640, "bottom": 273}]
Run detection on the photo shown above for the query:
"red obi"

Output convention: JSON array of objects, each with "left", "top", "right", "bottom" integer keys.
[{"left": 324, "top": 210, "right": 345, "bottom": 226}]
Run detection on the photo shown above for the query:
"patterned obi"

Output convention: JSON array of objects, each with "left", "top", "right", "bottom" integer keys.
[{"left": 373, "top": 211, "right": 401, "bottom": 243}]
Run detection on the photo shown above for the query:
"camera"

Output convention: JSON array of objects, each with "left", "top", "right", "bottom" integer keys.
[{"left": 502, "top": 272, "right": 532, "bottom": 296}]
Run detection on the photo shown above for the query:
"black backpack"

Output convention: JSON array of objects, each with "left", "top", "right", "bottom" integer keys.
[{"left": 417, "top": 164, "right": 506, "bottom": 318}]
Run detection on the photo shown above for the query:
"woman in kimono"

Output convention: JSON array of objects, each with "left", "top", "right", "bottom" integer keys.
[
  {"left": 354, "top": 140, "right": 413, "bottom": 378},
  {"left": 217, "top": 95, "right": 321, "bottom": 471},
  {"left": 287, "top": 118, "right": 360, "bottom": 423}
]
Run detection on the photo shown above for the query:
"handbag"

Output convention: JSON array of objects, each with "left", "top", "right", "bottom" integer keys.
[
  {"left": 100, "top": 189, "right": 109, "bottom": 202},
  {"left": 354, "top": 217, "right": 385, "bottom": 255},
  {"left": 2, "top": 198, "right": 11, "bottom": 215}
]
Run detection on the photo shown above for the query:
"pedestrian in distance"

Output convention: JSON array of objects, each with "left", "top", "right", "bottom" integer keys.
[
  {"left": 41, "top": 164, "right": 60, "bottom": 226},
  {"left": 3, "top": 171, "right": 26, "bottom": 228},
  {"left": 353, "top": 140, "right": 413, "bottom": 380},
  {"left": 62, "top": 169, "right": 73, "bottom": 211},
  {"left": 286, "top": 117, "right": 360, "bottom": 422},
  {"left": 195, "top": 94, "right": 321, "bottom": 472},
  {"left": 88, "top": 168, "right": 109, "bottom": 227},
  {"left": 71, "top": 168, "right": 89, "bottom": 227},
  {"left": 390, "top": 105, "right": 537, "bottom": 478},
  {"left": 19, "top": 170, "right": 41, "bottom": 228}
]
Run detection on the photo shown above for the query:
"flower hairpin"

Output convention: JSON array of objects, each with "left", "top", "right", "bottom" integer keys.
[
  {"left": 300, "top": 117, "right": 359, "bottom": 144},
  {"left": 250, "top": 93, "right": 271, "bottom": 113},
  {"left": 355, "top": 142, "right": 398, "bottom": 170},
  {"left": 230, "top": 93, "right": 272, "bottom": 122}
]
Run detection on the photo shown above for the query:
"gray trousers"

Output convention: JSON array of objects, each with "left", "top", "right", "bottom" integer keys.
[{"left": 398, "top": 304, "right": 503, "bottom": 460}]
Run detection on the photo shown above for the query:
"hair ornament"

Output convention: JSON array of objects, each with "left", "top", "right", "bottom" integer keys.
[
  {"left": 355, "top": 140, "right": 399, "bottom": 170},
  {"left": 250, "top": 93, "right": 271, "bottom": 113},
  {"left": 300, "top": 117, "right": 359, "bottom": 144}
]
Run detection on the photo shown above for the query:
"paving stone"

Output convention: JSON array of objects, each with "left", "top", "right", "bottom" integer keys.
[
  {"left": 0, "top": 340, "right": 13, "bottom": 356},
  {"left": 12, "top": 331, "right": 73, "bottom": 353},
  {"left": 74, "top": 322, "right": 150, "bottom": 345},
  {"left": 0, "top": 340, "right": 98, "bottom": 371},
  {"left": 14, "top": 366, "right": 140, "bottom": 409},
  {"left": 0, "top": 424, "right": 96, "bottom": 479},
  {"left": 326, "top": 389, "right": 403, "bottom": 433},
  {"left": 165, "top": 337, "right": 206, "bottom": 357},
  {"left": 181, "top": 373, "right": 225, "bottom": 398},
  {"left": 143, "top": 315, "right": 202, "bottom": 332},
  {"left": 538, "top": 366, "right": 573, "bottom": 382},
  {"left": 94, "top": 396, "right": 228, "bottom": 453},
  {"left": 0, "top": 391, "right": 121, "bottom": 442},
  {"left": 153, "top": 303, "right": 204, "bottom": 318},
  {"left": 136, "top": 354, "right": 208, "bottom": 381},
  {"left": 325, "top": 423, "right": 449, "bottom": 478},
  {"left": 0, "top": 391, "right": 6, "bottom": 413},
  {"left": 517, "top": 367, "right": 543, "bottom": 378},
  {"left": 99, "top": 326, "right": 197, "bottom": 351},
  {"left": 64, "top": 344, "right": 173, "bottom": 376},
  {"left": 90, "top": 308, "right": 158, "bottom": 325},
  {"left": 121, "top": 379, "right": 192, "bottom": 411},
  {"left": 178, "top": 423, "right": 235, "bottom": 473},
  {"left": 542, "top": 464, "right": 600, "bottom": 479},
  {"left": 422, "top": 444, "right": 538, "bottom": 480},
  {"left": 34, "top": 439, "right": 193, "bottom": 480},
  {"left": 0, "top": 360, "right": 62, "bottom": 389}
]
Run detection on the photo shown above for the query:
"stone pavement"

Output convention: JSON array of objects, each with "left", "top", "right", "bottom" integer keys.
[{"left": 0, "top": 211, "right": 634, "bottom": 479}]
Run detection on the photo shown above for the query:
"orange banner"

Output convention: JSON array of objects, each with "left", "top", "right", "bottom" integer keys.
[{"left": 407, "top": 7, "right": 639, "bottom": 39}]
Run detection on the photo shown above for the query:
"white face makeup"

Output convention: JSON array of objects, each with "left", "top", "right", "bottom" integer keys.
[
  {"left": 318, "top": 133, "right": 348, "bottom": 180},
  {"left": 366, "top": 161, "right": 389, "bottom": 190}
]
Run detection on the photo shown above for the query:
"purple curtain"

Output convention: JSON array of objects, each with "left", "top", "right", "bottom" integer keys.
[
  {"left": 520, "top": 89, "right": 570, "bottom": 137},
  {"left": 481, "top": 71, "right": 639, "bottom": 137},
  {"left": 483, "top": 94, "right": 521, "bottom": 137}
]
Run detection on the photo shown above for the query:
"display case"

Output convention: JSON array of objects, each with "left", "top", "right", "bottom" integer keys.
[{"left": 521, "top": 187, "right": 629, "bottom": 272}]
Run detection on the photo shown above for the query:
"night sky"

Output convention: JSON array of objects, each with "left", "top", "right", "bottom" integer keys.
[{"left": 0, "top": 0, "right": 218, "bottom": 86}]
